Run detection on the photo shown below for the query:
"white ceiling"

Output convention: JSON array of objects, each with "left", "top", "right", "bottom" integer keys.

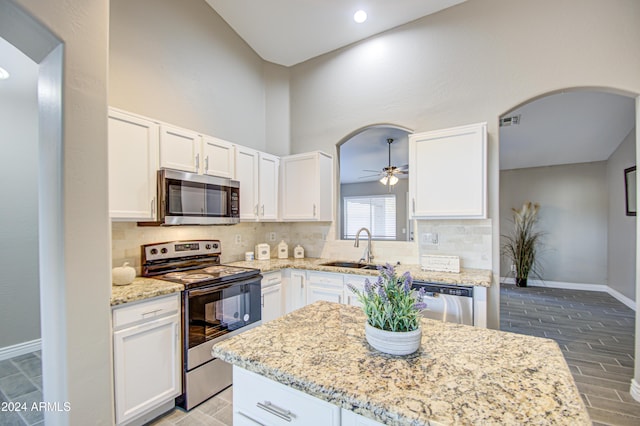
[
  {"left": 204, "top": 0, "right": 466, "bottom": 66},
  {"left": 500, "top": 91, "right": 636, "bottom": 170},
  {"left": 340, "top": 127, "right": 410, "bottom": 184}
]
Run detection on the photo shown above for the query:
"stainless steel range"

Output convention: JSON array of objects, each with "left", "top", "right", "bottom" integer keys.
[{"left": 142, "top": 240, "right": 262, "bottom": 410}]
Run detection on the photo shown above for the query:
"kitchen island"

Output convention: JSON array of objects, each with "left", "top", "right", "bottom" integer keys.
[{"left": 212, "top": 301, "right": 589, "bottom": 425}]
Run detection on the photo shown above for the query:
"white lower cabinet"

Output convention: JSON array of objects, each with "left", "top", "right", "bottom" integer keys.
[
  {"left": 261, "top": 271, "right": 283, "bottom": 323},
  {"left": 112, "top": 294, "right": 181, "bottom": 426},
  {"left": 343, "top": 274, "right": 370, "bottom": 308},
  {"left": 285, "top": 269, "right": 307, "bottom": 313},
  {"left": 233, "top": 367, "right": 340, "bottom": 426},
  {"left": 306, "top": 272, "right": 344, "bottom": 305}
]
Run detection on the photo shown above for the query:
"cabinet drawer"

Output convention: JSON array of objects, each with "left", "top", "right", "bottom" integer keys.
[
  {"left": 261, "top": 271, "right": 282, "bottom": 288},
  {"left": 112, "top": 294, "right": 180, "bottom": 329},
  {"left": 234, "top": 367, "right": 340, "bottom": 426},
  {"left": 307, "top": 272, "right": 343, "bottom": 288}
]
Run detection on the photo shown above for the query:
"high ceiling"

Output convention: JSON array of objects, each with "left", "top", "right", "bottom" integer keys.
[
  {"left": 500, "top": 91, "right": 636, "bottom": 171},
  {"left": 204, "top": 0, "right": 466, "bottom": 66}
]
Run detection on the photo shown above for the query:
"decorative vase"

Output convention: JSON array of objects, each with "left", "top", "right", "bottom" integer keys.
[
  {"left": 364, "top": 323, "right": 422, "bottom": 356},
  {"left": 516, "top": 277, "right": 528, "bottom": 287}
]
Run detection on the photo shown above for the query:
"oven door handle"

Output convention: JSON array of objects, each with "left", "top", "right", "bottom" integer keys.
[{"left": 186, "top": 275, "right": 262, "bottom": 297}]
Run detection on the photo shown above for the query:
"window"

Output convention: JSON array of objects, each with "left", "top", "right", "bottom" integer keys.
[{"left": 343, "top": 195, "right": 396, "bottom": 240}]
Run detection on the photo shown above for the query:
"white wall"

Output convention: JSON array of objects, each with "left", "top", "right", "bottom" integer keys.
[
  {"left": 110, "top": 0, "right": 288, "bottom": 154},
  {"left": 7, "top": 0, "right": 113, "bottom": 423},
  {"left": 500, "top": 162, "right": 608, "bottom": 284},
  {"left": 0, "top": 37, "right": 40, "bottom": 349},
  {"left": 608, "top": 128, "right": 637, "bottom": 300},
  {"left": 288, "top": 0, "right": 640, "bottom": 328}
]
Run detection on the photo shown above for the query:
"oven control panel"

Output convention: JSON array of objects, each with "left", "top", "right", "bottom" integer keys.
[{"left": 142, "top": 240, "right": 221, "bottom": 262}]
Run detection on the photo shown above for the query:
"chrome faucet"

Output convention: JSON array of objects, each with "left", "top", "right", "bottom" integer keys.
[{"left": 354, "top": 227, "right": 374, "bottom": 264}]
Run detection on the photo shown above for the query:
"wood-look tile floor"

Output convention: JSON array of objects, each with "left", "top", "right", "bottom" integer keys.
[
  {"left": 146, "top": 387, "right": 232, "bottom": 426},
  {"left": 501, "top": 284, "right": 640, "bottom": 426}
]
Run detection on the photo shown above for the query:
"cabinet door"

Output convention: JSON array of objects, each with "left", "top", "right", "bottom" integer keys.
[
  {"left": 202, "top": 136, "right": 235, "bottom": 178},
  {"left": 344, "top": 274, "right": 370, "bottom": 308},
  {"left": 286, "top": 270, "right": 307, "bottom": 313},
  {"left": 281, "top": 153, "right": 317, "bottom": 220},
  {"left": 307, "top": 285, "right": 343, "bottom": 305},
  {"left": 258, "top": 152, "right": 279, "bottom": 220},
  {"left": 108, "top": 109, "right": 159, "bottom": 221},
  {"left": 281, "top": 152, "right": 333, "bottom": 221},
  {"left": 409, "top": 123, "right": 487, "bottom": 219},
  {"left": 113, "top": 313, "right": 180, "bottom": 425},
  {"left": 307, "top": 272, "right": 344, "bottom": 305},
  {"left": 235, "top": 146, "right": 259, "bottom": 221},
  {"left": 261, "top": 283, "right": 282, "bottom": 323},
  {"left": 159, "top": 124, "right": 200, "bottom": 173}
]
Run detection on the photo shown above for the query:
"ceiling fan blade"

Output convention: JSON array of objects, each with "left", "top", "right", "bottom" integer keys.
[
  {"left": 358, "top": 174, "right": 380, "bottom": 179},
  {"left": 397, "top": 164, "right": 409, "bottom": 170},
  {"left": 362, "top": 169, "right": 382, "bottom": 173}
]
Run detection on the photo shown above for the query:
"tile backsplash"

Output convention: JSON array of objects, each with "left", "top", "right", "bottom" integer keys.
[
  {"left": 111, "top": 221, "right": 331, "bottom": 275},
  {"left": 416, "top": 219, "right": 492, "bottom": 270},
  {"left": 112, "top": 219, "right": 492, "bottom": 275}
]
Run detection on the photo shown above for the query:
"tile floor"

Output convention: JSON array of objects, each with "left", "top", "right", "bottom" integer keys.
[
  {"left": 3, "top": 286, "right": 638, "bottom": 425},
  {"left": 501, "top": 284, "right": 640, "bottom": 426},
  {"left": 0, "top": 351, "right": 43, "bottom": 426},
  {"left": 146, "top": 387, "right": 232, "bottom": 426}
]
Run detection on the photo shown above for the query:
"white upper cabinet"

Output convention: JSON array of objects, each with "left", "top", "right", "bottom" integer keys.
[
  {"left": 235, "top": 147, "right": 279, "bottom": 221},
  {"left": 280, "top": 151, "right": 333, "bottom": 221},
  {"left": 159, "top": 124, "right": 200, "bottom": 173},
  {"left": 258, "top": 152, "right": 279, "bottom": 221},
  {"left": 235, "top": 146, "right": 260, "bottom": 220},
  {"left": 202, "top": 136, "right": 235, "bottom": 178},
  {"left": 108, "top": 108, "right": 159, "bottom": 221},
  {"left": 409, "top": 123, "right": 487, "bottom": 219}
]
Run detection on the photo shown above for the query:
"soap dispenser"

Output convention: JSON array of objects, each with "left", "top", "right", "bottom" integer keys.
[{"left": 277, "top": 240, "right": 289, "bottom": 259}]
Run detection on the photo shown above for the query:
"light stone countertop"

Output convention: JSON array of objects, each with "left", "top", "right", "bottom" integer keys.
[
  {"left": 110, "top": 277, "right": 184, "bottom": 306},
  {"left": 212, "top": 301, "right": 590, "bottom": 426},
  {"left": 227, "top": 257, "right": 492, "bottom": 287}
]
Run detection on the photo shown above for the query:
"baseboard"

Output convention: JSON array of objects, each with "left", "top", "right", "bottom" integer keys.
[
  {"left": 500, "top": 277, "right": 636, "bottom": 311},
  {"left": 0, "top": 339, "right": 41, "bottom": 361}
]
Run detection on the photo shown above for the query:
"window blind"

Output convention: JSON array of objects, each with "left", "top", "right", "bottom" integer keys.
[{"left": 343, "top": 195, "right": 396, "bottom": 240}]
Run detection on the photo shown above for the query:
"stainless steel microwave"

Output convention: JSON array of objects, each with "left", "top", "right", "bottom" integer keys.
[{"left": 140, "top": 169, "right": 240, "bottom": 226}]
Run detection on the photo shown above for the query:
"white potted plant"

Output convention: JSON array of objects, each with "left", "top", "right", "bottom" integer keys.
[{"left": 347, "top": 264, "right": 427, "bottom": 355}]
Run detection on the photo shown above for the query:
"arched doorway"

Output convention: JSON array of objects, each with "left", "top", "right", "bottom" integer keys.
[{"left": 497, "top": 87, "right": 640, "bottom": 412}]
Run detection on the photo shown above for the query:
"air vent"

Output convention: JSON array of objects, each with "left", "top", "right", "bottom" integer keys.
[{"left": 500, "top": 115, "right": 521, "bottom": 127}]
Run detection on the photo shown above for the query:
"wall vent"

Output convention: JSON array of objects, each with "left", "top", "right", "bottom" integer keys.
[{"left": 500, "top": 115, "right": 521, "bottom": 127}]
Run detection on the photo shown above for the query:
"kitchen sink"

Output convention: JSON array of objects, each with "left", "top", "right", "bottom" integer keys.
[{"left": 320, "top": 261, "right": 379, "bottom": 270}]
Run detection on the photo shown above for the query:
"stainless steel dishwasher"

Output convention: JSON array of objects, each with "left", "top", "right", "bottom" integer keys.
[{"left": 412, "top": 281, "right": 474, "bottom": 326}]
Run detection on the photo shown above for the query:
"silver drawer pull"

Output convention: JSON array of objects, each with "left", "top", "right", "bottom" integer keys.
[
  {"left": 237, "top": 411, "right": 266, "bottom": 426},
  {"left": 141, "top": 309, "right": 162, "bottom": 317},
  {"left": 256, "top": 401, "right": 294, "bottom": 422}
]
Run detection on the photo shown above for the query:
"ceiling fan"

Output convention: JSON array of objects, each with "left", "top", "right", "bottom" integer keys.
[{"left": 360, "top": 138, "right": 408, "bottom": 187}]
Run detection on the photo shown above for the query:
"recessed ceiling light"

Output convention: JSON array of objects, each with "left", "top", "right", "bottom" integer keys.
[
  {"left": 353, "top": 10, "right": 367, "bottom": 24},
  {"left": 0, "top": 67, "right": 9, "bottom": 80}
]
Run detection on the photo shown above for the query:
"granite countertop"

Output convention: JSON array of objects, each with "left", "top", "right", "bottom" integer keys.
[
  {"left": 212, "top": 301, "right": 590, "bottom": 425},
  {"left": 110, "top": 277, "right": 184, "bottom": 306},
  {"left": 228, "top": 257, "right": 492, "bottom": 287}
]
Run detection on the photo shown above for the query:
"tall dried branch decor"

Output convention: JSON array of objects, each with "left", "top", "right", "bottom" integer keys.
[{"left": 501, "top": 202, "right": 544, "bottom": 287}]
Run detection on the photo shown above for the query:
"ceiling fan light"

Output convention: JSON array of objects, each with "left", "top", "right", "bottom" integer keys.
[
  {"left": 379, "top": 175, "right": 388, "bottom": 185},
  {"left": 388, "top": 175, "right": 399, "bottom": 186}
]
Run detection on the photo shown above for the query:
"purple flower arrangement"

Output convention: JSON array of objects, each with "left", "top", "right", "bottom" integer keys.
[{"left": 347, "top": 263, "right": 427, "bottom": 332}]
